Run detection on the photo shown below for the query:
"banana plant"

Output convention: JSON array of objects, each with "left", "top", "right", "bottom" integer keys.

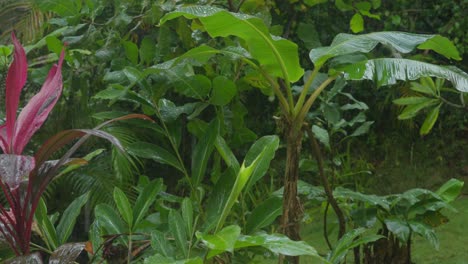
[{"left": 159, "top": 8, "right": 468, "bottom": 264}]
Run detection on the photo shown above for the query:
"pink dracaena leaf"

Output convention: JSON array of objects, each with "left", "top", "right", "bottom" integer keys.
[
  {"left": 11, "top": 48, "right": 65, "bottom": 155},
  {"left": 2, "top": 33, "right": 27, "bottom": 154}
]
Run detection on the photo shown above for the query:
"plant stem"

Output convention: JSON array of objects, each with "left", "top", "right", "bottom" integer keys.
[
  {"left": 305, "top": 126, "right": 346, "bottom": 239},
  {"left": 293, "top": 67, "right": 320, "bottom": 116}
]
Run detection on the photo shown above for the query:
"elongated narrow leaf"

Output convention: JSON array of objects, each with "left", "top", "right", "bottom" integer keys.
[
  {"left": 181, "top": 198, "right": 194, "bottom": 237},
  {"left": 436, "top": 178, "right": 464, "bottom": 203},
  {"left": 35, "top": 198, "right": 58, "bottom": 250},
  {"left": 310, "top": 32, "right": 450, "bottom": 67},
  {"left": 168, "top": 210, "right": 188, "bottom": 257},
  {"left": 398, "top": 99, "right": 439, "bottom": 120},
  {"left": 127, "top": 142, "right": 183, "bottom": 172},
  {"left": 215, "top": 135, "right": 279, "bottom": 232},
  {"left": 161, "top": 5, "right": 303, "bottom": 82},
  {"left": 420, "top": 104, "right": 441, "bottom": 135},
  {"left": 113, "top": 188, "right": 133, "bottom": 229},
  {"left": 56, "top": 192, "right": 89, "bottom": 244},
  {"left": 49, "top": 243, "right": 85, "bottom": 264},
  {"left": 95, "top": 204, "right": 125, "bottom": 236},
  {"left": 191, "top": 118, "right": 220, "bottom": 187},
  {"left": 245, "top": 196, "right": 282, "bottom": 234},
  {"left": 133, "top": 179, "right": 163, "bottom": 227},
  {"left": 393, "top": 97, "right": 433, "bottom": 105},
  {"left": 342, "top": 58, "right": 468, "bottom": 92}
]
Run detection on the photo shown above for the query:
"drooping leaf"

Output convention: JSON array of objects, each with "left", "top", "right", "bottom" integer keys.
[
  {"left": 409, "top": 221, "right": 439, "bottom": 250},
  {"left": 56, "top": 192, "right": 89, "bottom": 244},
  {"left": 342, "top": 58, "right": 468, "bottom": 92},
  {"left": 385, "top": 218, "right": 410, "bottom": 243},
  {"left": 310, "top": 32, "right": 436, "bottom": 66},
  {"left": 245, "top": 196, "right": 283, "bottom": 234},
  {"left": 127, "top": 142, "right": 183, "bottom": 173},
  {"left": 161, "top": 5, "right": 304, "bottom": 82},
  {"left": 48, "top": 243, "right": 85, "bottom": 264}
]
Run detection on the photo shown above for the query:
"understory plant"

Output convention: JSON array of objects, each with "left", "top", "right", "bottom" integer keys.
[{"left": 0, "top": 33, "right": 148, "bottom": 262}]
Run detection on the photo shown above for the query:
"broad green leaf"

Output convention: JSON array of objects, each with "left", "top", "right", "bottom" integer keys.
[
  {"left": 113, "top": 188, "right": 133, "bottom": 229},
  {"left": 235, "top": 233, "right": 322, "bottom": 258},
  {"left": 127, "top": 142, "right": 183, "bottom": 172},
  {"left": 45, "top": 36, "right": 63, "bottom": 55},
  {"left": 122, "top": 40, "right": 139, "bottom": 64},
  {"left": 181, "top": 198, "right": 194, "bottom": 236},
  {"left": 215, "top": 136, "right": 279, "bottom": 232},
  {"left": 161, "top": 5, "right": 304, "bottom": 82},
  {"left": 210, "top": 76, "right": 237, "bottom": 106},
  {"left": 393, "top": 96, "right": 433, "bottom": 105},
  {"left": 140, "top": 36, "right": 156, "bottom": 65},
  {"left": 245, "top": 196, "right": 283, "bottom": 234},
  {"left": 192, "top": 118, "right": 220, "bottom": 187},
  {"left": 342, "top": 58, "right": 468, "bottom": 92},
  {"left": 35, "top": 198, "right": 59, "bottom": 250},
  {"left": 95, "top": 204, "right": 126, "bottom": 237},
  {"left": 418, "top": 35, "right": 461, "bottom": 60},
  {"left": 49, "top": 243, "right": 85, "bottom": 264},
  {"left": 328, "top": 228, "right": 383, "bottom": 264},
  {"left": 385, "top": 218, "right": 410, "bottom": 243},
  {"left": 435, "top": 178, "right": 464, "bottom": 203},
  {"left": 334, "top": 187, "right": 390, "bottom": 211},
  {"left": 420, "top": 104, "right": 441, "bottom": 135},
  {"left": 133, "top": 179, "right": 163, "bottom": 227},
  {"left": 312, "top": 125, "right": 330, "bottom": 149},
  {"left": 398, "top": 99, "right": 439, "bottom": 120},
  {"left": 169, "top": 210, "right": 188, "bottom": 257},
  {"left": 310, "top": 32, "right": 435, "bottom": 66},
  {"left": 350, "top": 13, "right": 364, "bottom": 33},
  {"left": 56, "top": 192, "right": 89, "bottom": 244},
  {"left": 197, "top": 225, "right": 241, "bottom": 258},
  {"left": 409, "top": 221, "right": 439, "bottom": 250},
  {"left": 173, "top": 74, "right": 212, "bottom": 99},
  {"left": 151, "top": 231, "right": 174, "bottom": 258}
]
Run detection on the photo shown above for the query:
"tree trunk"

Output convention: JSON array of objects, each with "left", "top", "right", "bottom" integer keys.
[{"left": 280, "top": 126, "right": 303, "bottom": 264}]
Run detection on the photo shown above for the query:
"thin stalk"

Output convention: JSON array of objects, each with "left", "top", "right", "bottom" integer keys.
[
  {"left": 305, "top": 127, "right": 346, "bottom": 239},
  {"left": 127, "top": 232, "right": 132, "bottom": 264},
  {"left": 30, "top": 242, "right": 53, "bottom": 255},
  {"left": 295, "top": 77, "right": 336, "bottom": 131},
  {"left": 293, "top": 67, "right": 320, "bottom": 116},
  {"left": 439, "top": 96, "right": 465, "bottom": 108}
]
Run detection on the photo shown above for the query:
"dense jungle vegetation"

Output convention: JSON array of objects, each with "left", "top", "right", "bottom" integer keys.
[{"left": 0, "top": 0, "right": 466, "bottom": 263}]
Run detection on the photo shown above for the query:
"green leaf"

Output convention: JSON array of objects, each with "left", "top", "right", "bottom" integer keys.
[
  {"left": 113, "top": 188, "right": 133, "bottom": 229},
  {"left": 45, "top": 36, "right": 63, "bottom": 55},
  {"left": 173, "top": 74, "right": 212, "bottom": 99},
  {"left": 385, "top": 218, "right": 410, "bottom": 243},
  {"left": 393, "top": 97, "right": 433, "bottom": 105},
  {"left": 122, "top": 40, "right": 139, "bottom": 64},
  {"left": 181, "top": 198, "right": 194, "bottom": 237},
  {"left": 140, "top": 36, "right": 156, "bottom": 65},
  {"left": 161, "top": 5, "right": 304, "bottom": 82},
  {"left": 312, "top": 125, "right": 330, "bottom": 149},
  {"left": 350, "top": 13, "right": 364, "bottom": 33},
  {"left": 36, "top": 0, "right": 80, "bottom": 17},
  {"left": 192, "top": 118, "right": 220, "bottom": 187},
  {"left": 35, "top": 198, "right": 59, "bottom": 250},
  {"left": 410, "top": 82, "right": 435, "bottom": 95},
  {"left": 151, "top": 231, "right": 174, "bottom": 258},
  {"left": 197, "top": 225, "right": 241, "bottom": 258},
  {"left": 168, "top": 210, "right": 188, "bottom": 257},
  {"left": 56, "top": 192, "right": 89, "bottom": 245},
  {"left": 398, "top": 99, "right": 439, "bottom": 120},
  {"left": 435, "top": 178, "right": 464, "bottom": 203},
  {"left": 245, "top": 196, "right": 283, "bottom": 234},
  {"left": 334, "top": 187, "right": 390, "bottom": 211},
  {"left": 409, "top": 221, "right": 439, "bottom": 249},
  {"left": 215, "top": 136, "right": 279, "bottom": 232},
  {"left": 420, "top": 104, "right": 441, "bottom": 135},
  {"left": 418, "top": 35, "right": 461, "bottom": 60},
  {"left": 133, "top": 179, "right": 163, "bottom": 227},
  {"left": 235, "top": 233, "right": 322, "bottom": 258},
  {"left": 310, "top": 31, "right": 435, "bottom": 66},
  {"left": 95, "top": 204, "right": 126, "bottom": 237},
  {"left": 350, "top": 121, "right": 374, "bottom": 137},
  {"left": 343, "top": 58, "right": 468, "bottom": 92},
  {"left": 210, "top": 76, "right": 237, "bottom": 106},
  {"left": 158, "top": 99, "right": 199, "bottom": 122},
  {"left": 328, "top": 228, "right": 382, "bottom": 264},
  {"left": 127, "top": 142, "right": 184, "bottom": 173}
]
